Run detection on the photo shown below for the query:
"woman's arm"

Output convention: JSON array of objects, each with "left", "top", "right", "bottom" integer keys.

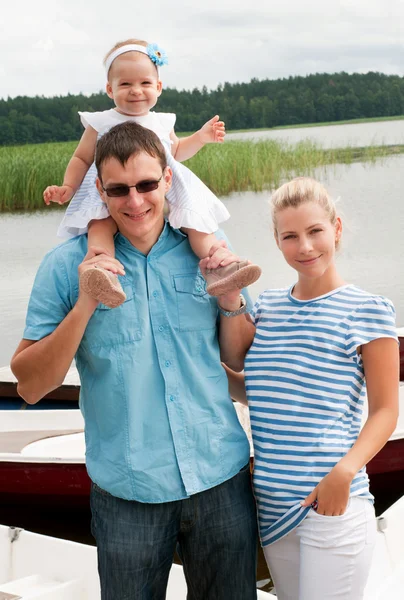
[
  {"left": 302, "top": 337, "right": 399, "bottom": 515},
  {"left": 223, "top": 364, "right": 248, "bottom": 405},
  {"left": 336, "top": 337, "right": 399, "bottom": 473},
  {"left": 169, "top": 115, "right": 225, "bottom": 162},
  {"left": 218, "top": 290, "right": 256, "bottom": 372}
]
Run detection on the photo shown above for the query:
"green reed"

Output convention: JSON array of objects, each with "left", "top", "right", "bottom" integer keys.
[{"left": 0, "top": 139, "right": 402, "bottom": 212}]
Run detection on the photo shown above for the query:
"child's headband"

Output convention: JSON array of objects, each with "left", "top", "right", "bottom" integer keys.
[{"left": 105, "top": 43, "right": 168, "bottom": 76}]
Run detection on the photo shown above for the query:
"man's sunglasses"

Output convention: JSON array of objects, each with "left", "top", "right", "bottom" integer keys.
[{"left": 102, "top": 175, "right": 163, "bottom": 198}]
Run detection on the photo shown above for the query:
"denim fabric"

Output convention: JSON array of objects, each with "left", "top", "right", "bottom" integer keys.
[
  {"left": 90, "top": 463, "right": 258, "bottom": 600},
  {"left": 24, "top": 223, "right": 252, "bottom": 502}
]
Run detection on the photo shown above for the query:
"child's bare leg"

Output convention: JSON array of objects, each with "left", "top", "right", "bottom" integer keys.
[
  {"left": 184, "top": 228, "right": 262, "bottom": 297},
  {"left": 183, "top": 229, "right": 218, "bottom": 260},
  {"left": 80, "top": 217, "right": 126, "bottom": 308},
  {"left": 88, "top": 217, "right": 117, "bottom": 257}
]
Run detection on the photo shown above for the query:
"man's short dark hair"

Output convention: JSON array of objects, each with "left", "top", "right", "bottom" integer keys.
[{"left": 95, "top": 121, "right": 167, "bottom": 180}]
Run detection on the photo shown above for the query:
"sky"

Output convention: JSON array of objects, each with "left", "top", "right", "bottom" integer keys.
[{"left": 1, "top": 0, "right": 403, "bottom": 100}]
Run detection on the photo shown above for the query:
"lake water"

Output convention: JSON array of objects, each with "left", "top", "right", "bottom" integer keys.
[
  {"left": 1, "top": 153, "right": 403, "bottom": 367},
  {"left": 1, "top": 121, "right": 403, "bottom": 592},
  {"left": 227, "top": 118, "right": 404, "bottom": 148}
]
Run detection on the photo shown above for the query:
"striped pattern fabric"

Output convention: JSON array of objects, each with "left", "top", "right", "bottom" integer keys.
[{"left": 245, "top": 284, "right": 397, "bottom": 547}]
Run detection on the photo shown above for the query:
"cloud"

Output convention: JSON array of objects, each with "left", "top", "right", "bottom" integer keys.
[{"left": 0, "top": 0, "right": 403, "bottom": 99}]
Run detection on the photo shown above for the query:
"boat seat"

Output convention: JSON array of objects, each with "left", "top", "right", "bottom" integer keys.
[
  {"left": 0, "top": 592, "right": 22, "bottom": 600},
  {"left": 0, "top": 574, "right": 84, "bottom": 599}
]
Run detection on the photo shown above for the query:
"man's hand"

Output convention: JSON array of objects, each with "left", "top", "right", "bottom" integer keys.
[
  {"left": 199, "top": 240, "right": 240, "bottom": 270},
  {"left": 199, "top": 240, "right": 243, "bottom": 310},
  {"left": 43, "top": 184, "right": 75, "bottom": 205},
  {"left": 78, "top": 245, "right": 126, "bottom": 310},
  {"left": 301, "top": 463, "right": 353, "bottom": 516},
  {"left": 198, "top": 115, "right": 226, "bottom": 145}
]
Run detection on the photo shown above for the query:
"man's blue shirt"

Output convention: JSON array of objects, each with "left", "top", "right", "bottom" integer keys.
[{"left": 24, "top": 223, "right": 251, "bottom": 502}]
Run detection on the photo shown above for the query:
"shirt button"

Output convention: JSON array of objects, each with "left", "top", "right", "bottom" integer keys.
[
  {"left": 158, "top": 325, "right": 164, "bottom": 332},
  {"left": 152, "top": 291, "right": 158, "bottom": 298},
  {"left": 196, "top": 285, "right": 202, "bottom": 292},
  {"left": 169, "top": 395, "right": 175, "bottom": 402},
  {"left": 165, "top": 360, "right": 171, "bottom": 367}
]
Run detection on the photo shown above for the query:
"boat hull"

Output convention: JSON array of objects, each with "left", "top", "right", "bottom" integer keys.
[{"left": 0, "top": 462, "right": 91, "bottom": 508}]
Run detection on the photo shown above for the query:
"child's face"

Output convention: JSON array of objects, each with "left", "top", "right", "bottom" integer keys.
[
  {"left": 106, "top": 53, "right": 162, "bottom": 117},
  {"left": 275, "top": 201, "right": 342, "bottom": 281}
]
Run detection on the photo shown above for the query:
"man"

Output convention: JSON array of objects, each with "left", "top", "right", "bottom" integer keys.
[{"left": 11, "top": 122, "right": 258, "bottom": 599}]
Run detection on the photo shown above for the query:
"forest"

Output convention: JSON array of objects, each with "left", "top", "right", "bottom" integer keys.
[{"left": 1, "top": 71, "right": 403, "bottom": 146}]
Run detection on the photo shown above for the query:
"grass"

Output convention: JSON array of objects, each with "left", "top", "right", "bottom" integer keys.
[
  {"left": 0, "top": 141, "right": 77, "bottom": 212},
  {"left": 1, "top": 139, "right": 403, "bottom": 212}
]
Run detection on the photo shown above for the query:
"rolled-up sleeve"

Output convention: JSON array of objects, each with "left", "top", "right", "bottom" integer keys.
[{"left": 23, "top": 248, "right": 72, "bottom": 341}]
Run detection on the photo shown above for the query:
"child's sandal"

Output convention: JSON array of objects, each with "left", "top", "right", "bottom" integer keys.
[
  {"left": 205, "top": 260, "right": 262, "bottom": 297},
  {"left": 80, "top": 266, "right": 126, "bottom": 308}
]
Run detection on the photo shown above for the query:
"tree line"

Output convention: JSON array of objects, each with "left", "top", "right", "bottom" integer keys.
[{"left": 1, "top": 71, "right": 404, "bottom": 146}]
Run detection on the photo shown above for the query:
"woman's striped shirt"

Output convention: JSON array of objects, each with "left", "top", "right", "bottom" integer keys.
[{"left": 245, "top": 284, "right": 397, "bottom": 547}]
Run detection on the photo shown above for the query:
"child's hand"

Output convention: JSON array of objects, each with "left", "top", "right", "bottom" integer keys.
[
  {"left": 301, "top": 463, "right": 353, "bottom": 516},
  {"left": 199, "top": 240, "right": 239, "bottom": 271},
  {"left": 43, "top": 185, "right": 74, "bottom": 206},
  {"left": 198, "top": 115, "right": 226, "bottom": 145}
]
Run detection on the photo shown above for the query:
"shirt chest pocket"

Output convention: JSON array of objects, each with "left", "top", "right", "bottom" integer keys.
[
  {"left": 82, "top": 282, "right": 142, "bottom": 348},
  {"left": 173, "top": 273, "right": 218, "bottom": 332}
]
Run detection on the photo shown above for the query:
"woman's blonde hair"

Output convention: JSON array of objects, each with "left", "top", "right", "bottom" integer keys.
[{"left": 271, "top": 177, "right": 338, "bottom": 237}]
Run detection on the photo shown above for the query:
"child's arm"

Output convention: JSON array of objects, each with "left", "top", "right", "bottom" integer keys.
[
  {"left": 43, "top": 126, "right": 98, "bottom": 205},
  {"left": 170, "top": 115, "right": 225, "bottom": 162},
  {"left": 301, "top": 337, "right": 399, "bottom": 516}
]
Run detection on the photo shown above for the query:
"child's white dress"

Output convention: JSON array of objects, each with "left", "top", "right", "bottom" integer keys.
[{"left": 57, "top": 109, "right": 230, "bottom": 239}]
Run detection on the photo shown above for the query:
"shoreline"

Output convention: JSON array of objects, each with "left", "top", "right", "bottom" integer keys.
[{"left": 179, "top": 115, "right": 404, "bottom": 137}]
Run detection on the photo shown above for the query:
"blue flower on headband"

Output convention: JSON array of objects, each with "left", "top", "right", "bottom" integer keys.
[{"left": 147, "top": 43, "right": 168, "bottom": 67}]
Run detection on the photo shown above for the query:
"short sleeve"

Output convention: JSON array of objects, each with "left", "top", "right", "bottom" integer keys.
[
  {"left": 250, "top": 292, "right": 266, "bottom": 325},
  {"left": 155, "top": 112, "right": 176, "bottom": 135},
  {"left": 78, "top": 111, "right": 109, "bottom": 133},
  {"left": 345, "top": 296, "right": 398, "bottom": 360},
  {"left": 23, "top": 249, "right": 74, "bottom": 341}
]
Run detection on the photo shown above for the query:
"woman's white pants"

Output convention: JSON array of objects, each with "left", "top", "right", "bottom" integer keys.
[{"left": 263, "top": 498, "right": 377, "bottom": 600}]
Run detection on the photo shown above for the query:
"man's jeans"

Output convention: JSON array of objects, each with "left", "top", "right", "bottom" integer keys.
[{"left": 90, "top": 463, "right": 258, "bottom": 599}]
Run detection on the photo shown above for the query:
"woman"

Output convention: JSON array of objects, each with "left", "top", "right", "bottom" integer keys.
[{"left": 202, "top": 177, "right": 399, "bottom": 600}]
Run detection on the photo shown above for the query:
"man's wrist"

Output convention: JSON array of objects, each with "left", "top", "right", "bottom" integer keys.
[
  {"left": 74, "top": 293, "right": 98, "bottom": 320},
  {"left": 218, "top": 295, "right": 247, "bottom": 317}
]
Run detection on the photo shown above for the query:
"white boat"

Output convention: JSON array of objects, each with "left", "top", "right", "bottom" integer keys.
[
  {"left": 1, "top": 494, "right": 404, "bottom": 600},
  {"left": 0, "top": 323, "right": 402, "bottom": 505},
  {"left": 0, "top": 377, "right": 403, "bottom": 507},
  {"left": 0, "top": 524, "right": 273, "bottom": 599},
  {"left": 364, "top": 494, "right": 404, "bottom": 599}
]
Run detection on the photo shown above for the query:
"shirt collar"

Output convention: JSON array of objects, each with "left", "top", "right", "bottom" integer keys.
[{"left": 115, "top": 220, "right": 186, "bottom": 257}]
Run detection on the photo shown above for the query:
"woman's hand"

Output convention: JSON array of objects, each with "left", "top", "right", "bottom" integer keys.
[{"left": 301, "top": 463, "right": 354, "bottom": 516}]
